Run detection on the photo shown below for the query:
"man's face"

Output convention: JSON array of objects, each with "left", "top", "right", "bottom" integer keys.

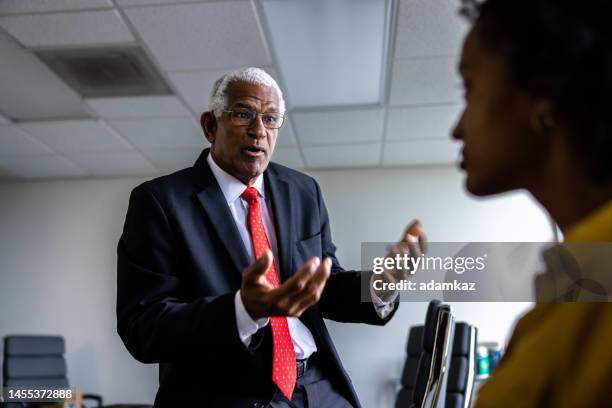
[
  {"left": 202, "top": 81, "right": 280, "bottom": 185},
  {"left": 452, "top": 23, "right": 549, "bottom": 196}
]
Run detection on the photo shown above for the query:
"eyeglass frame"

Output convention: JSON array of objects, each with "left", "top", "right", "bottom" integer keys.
[{"left": 221, "top": 108, "right": 285, "bottom": 130}]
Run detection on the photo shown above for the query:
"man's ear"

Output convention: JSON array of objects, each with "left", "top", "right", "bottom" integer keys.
[
  {"left": 201, "top": 112, "right": 217, "bottom": 144},
  {"left": 529, "top": 98, "right": 557, "bottom": 135}
]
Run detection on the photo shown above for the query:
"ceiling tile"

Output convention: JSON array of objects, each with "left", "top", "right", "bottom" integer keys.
[
  {"left": 0, "top": 155, "right": 87, "bottom": 179},
  {"left": 303, "top": 143, "right": 380, "bottom": 169},
  {"left": 394, "top": 0, "right": 468, "bottom": 58},
  {"left": 67, "top": 151, "right": 157, "bottom": 176},
  {"left": 143, "top": 149, "right": 201, "bottom": 173},
  {"left": 0, "top": 10, "right": 134, "bottom": 47},
  {"left": 86, "top": 95, "right": 191, "bottom": 119},
  {"left": 382, "top": 140, "right": 460, "bottom": 166},
  {"left": 389, "top": 57, "right": 461, "bottom": 106},
  {"left": 292, "top": 108, "right": 384, "bottom": 146},
  {"left": 124, "top": 2, "right": 270, "bottom": 71},
  {"left": 386, "top": 104, "right": 462, "bottom": 141},
  {"left": 168, "top": 67, "right": 277, "bottom": 114},
  {"left": 0, "top": 1, "right": 112, "bottom": 15},
  {"left": 168, "top": 69, "right": 227, "bottom": 114},
  {"left": 0, "top": 125, "right": 54, "bottom": 156},
  {"left": 19, "top": 120, "right": 133, "bottom": 154},
  {"left": 116, "top": 0, "right": 203, "bottom": 5},
  {"left": 110, "top": 117, "right": 207, "bottom": 150},
  {"left": 0, "top": 113, "right": 10, "bottom": 124},
  {"left": 271, "top": 146, "right": 303, "bottom": 169},
  {"left": 0, "top": 32, "right": 90, "bottom": 121}
]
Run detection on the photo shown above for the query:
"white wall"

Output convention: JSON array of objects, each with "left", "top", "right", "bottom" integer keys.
[
  {"left": 0, "top": 164, "right": 552, "bottom": 406},
  {"left": 0, "top": 177, "right": 158, "bottom": 404}
]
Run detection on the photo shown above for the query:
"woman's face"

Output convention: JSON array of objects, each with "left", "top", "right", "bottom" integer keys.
[{"left": 452, "top": 22, "right": 550, "bottom": 196}]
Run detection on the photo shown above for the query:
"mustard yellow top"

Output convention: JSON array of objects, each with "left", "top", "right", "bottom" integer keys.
[
  {"left": 564, "top": 200, "right": 612, "bottom": 242},
  {"left": 474, "top": 200, "right": 612, "bottom": 408}
]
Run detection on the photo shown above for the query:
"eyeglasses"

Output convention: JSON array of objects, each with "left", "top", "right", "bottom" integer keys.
[{"left": 223, "top": 108, "right": 285, "bottom": 130}]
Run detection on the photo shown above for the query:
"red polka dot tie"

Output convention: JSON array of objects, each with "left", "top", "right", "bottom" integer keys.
[{"left": 241, "top": 186, "right": 296, "bottom": 401}]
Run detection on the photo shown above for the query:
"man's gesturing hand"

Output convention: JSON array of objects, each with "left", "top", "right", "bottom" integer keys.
[
  {"left": 240, "top": 249, "right": 331, "bottom": 320},
  {"left": 390, "top": 219, "right": 427, "bottom": 280},
  {"left": 373, "top": 219, "right": 427, "bottom": 302}
]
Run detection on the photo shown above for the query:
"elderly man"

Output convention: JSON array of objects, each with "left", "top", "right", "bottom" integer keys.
[{"left": 117, "top": 67, "right": 421, "bottom": 408}]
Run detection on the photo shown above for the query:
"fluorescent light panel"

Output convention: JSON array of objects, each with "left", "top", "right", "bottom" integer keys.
[{"left": 261, "top": 0, "right": 390, "bottom": 108}]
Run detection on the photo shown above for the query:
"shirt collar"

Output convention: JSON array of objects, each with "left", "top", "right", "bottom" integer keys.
[{"left": 207, "top": 151, "right": 265, "bottom": 205}]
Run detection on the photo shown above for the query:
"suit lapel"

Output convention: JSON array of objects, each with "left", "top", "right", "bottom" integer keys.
[
  {"left": 265, "top": 167, "right": 294, "bottom": 284},
  {"left": 193, "top": 149, "right": 250, "bottom": 275}
]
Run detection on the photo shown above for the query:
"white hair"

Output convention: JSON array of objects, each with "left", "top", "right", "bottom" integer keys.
[{"left": 208, "top": 67, "right": 285, "bottom": 116}]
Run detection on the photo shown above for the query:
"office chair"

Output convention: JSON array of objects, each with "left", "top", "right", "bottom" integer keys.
[
  {"left": 446, "top": 322, "right": 477, "bottom": 408},
  {"left": 395, "top": 325, "right": 424, "bottom": 408},
  {"left": 411, "top": 300, "right": 455, "bottom": 408},
  {"left": 3, "top": 335, "right": 103, "bottom": 408}
]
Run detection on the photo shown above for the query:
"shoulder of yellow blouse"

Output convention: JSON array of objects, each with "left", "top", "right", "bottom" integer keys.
[{"left": 564, "top": 200, "right": 612, "bottom": 242}]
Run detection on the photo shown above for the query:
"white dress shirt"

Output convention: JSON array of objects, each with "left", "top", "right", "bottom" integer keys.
[{"left": 206, "top": 152, "right": 395, "bottom": 360}]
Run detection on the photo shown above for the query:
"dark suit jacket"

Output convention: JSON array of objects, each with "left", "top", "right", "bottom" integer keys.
[{"left": 117, "top": 148, "right": 398, "bottom": 407}]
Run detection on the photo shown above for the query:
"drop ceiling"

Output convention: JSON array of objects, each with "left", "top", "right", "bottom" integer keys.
[{"left": 0, "top": 0, "right": 468, "bottom": 180}]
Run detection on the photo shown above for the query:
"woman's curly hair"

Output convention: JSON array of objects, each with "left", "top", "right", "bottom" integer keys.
[{"left": 460, "top": 0, "right": 612, "bottom": 182}]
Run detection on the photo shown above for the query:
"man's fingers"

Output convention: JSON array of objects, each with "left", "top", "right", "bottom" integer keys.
[
  {"left": 289, "top": 258, "right": 331, "bottom": 315},
  {"left": 268, "top": 257, "right": 331, "bottom": 315},
  {"left": 418, "top": 235, "right": 426, "bottom": 254},
  {"left": 402, "top": 219, "right": 427, "bottom": 253},
  {"left": 242, "top": 253, "right": 330, "bottom": 318},
  {"left": 290, "top": 257, "right": 330, "bottom": 302},
  {"left": 403, "top": 219, "right": 422, "bottom": 240},
  {"left": 243, "top": 249, "right": 273, "bottom": 285},
  {"left": 278, "top": 257, "right": 331, "bottom": 315},
  {"left": 276, "top": 257, "right": 320, "bottom": 295}
]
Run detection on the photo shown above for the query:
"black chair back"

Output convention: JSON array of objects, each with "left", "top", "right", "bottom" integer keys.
[
  {"left": 446, "top": 322, "right": 477, "bottom": 408},
  {"left": 3, "top": 335, "right": 69, "bottom": 388},
  {"left": 411, "top": 300, "right": 455, "bottom": 408},
  {"left": 395, "top": 325, "right": 424, "bottom": 408}
]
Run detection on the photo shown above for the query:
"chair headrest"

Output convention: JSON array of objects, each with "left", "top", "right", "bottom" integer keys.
[
  {"left": 452, "top": 322, "right": 476, "bottom": 356},
  {"left": 4, "top": 336, "right": 65, "bottom": 356},
  {"left": 423, "top": 300, "right": 449, "bottom": 352}
]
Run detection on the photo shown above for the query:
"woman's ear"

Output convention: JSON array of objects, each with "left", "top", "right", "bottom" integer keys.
[{"left": 201, "top": 112, "right": 217, "bottom": 144}]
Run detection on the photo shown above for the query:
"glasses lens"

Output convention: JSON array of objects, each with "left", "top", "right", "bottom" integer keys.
[
  {"left": 262, "top": 113, "right": 284, "bottom": 129},
  {"left": 230, "top": 109, "right": 254, "bottom": 126},
  {"left": 228, "top": 109, "right": 284, "bottom": 129}
]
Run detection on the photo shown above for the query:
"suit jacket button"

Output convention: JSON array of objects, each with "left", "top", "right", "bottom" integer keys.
[{"left": 252, "top": 403, "right": 265, "bottom": 408}]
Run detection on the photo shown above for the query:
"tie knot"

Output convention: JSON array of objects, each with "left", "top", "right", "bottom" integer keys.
[{"left": 241, "top": 186, "right": 259, "bottom": 204}]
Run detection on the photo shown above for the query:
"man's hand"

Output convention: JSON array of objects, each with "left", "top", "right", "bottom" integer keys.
[
  {"left": 240, "top": 250, "right": 331, "bottom": 320},
  {"left": 373, "top": 220, "right": 427, "bottom": 302}
]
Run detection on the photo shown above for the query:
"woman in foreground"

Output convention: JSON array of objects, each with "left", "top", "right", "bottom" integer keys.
[{"left": 453, "top": 0, "right": 612, "bottom": 406}]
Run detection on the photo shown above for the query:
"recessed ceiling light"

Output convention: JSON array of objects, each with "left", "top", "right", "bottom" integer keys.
[{"left": 261, "top": 0, "right": 392, "bottom": 108}]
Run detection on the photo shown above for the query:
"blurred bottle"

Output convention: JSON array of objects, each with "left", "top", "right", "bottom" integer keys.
[{"left": 477, "top": 346, "right": 490, "bottom": 376}]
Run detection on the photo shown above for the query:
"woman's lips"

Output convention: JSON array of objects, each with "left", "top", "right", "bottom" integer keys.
[{"left": 459, "top": 150, "right": 467, "bottom": 170}]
